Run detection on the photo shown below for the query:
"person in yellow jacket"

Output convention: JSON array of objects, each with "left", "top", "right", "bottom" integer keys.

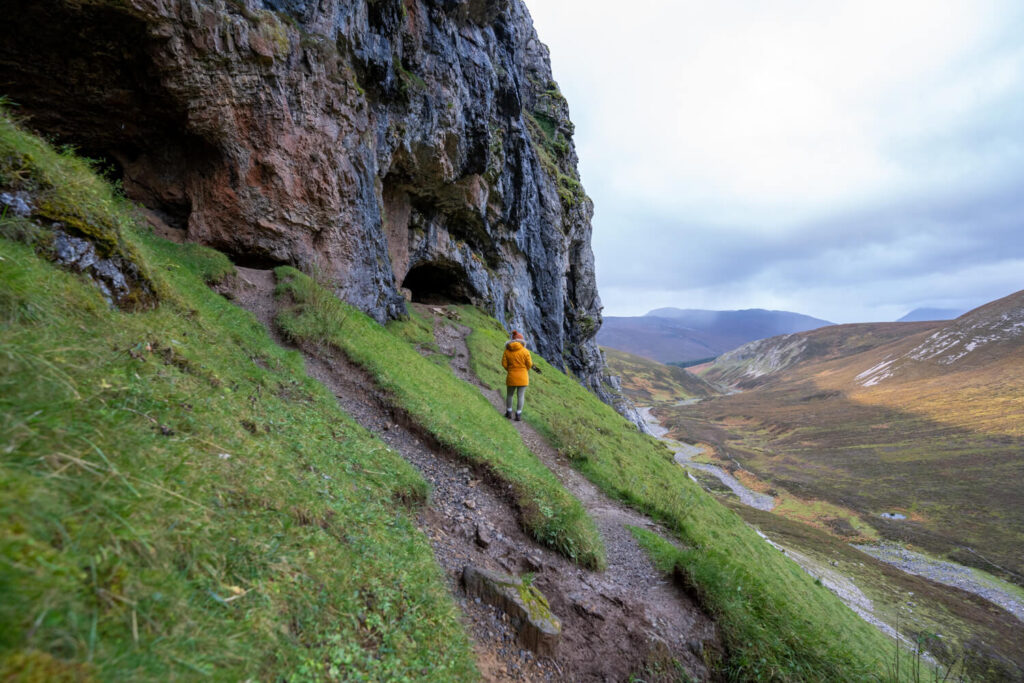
[{"left": 501, "top": 330, "right": 540, "bottom": 421}]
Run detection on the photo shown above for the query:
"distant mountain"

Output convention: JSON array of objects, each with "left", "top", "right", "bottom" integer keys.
[
  {"left": 597, "top": 308, "right": 833, "bottom": 364},
  {"left": 897, "top": 307, "right": 967, "bottom": 322},
  {"left": 701, "top": 321, "right": 940, "bottom": 389}
]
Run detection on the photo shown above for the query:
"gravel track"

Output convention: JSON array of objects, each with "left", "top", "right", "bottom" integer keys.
[{"left": 854, "top": 543, "right": 1024, "bottom": 624}]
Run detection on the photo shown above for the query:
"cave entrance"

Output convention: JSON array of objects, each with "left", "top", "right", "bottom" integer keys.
[
  {"left": 402, "top": 261, "right": 475, "bottom": 305},
  {"left": 0, "top": 0, "right": 217, "bottom": 232}
]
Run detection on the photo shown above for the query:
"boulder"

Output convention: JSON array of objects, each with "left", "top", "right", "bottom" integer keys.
[{"left": 462, "top": 565, "right": 560, "bottom": 657}]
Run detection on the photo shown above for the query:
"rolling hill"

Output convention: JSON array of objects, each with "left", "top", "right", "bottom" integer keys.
[
  {"left": 700, "top": 321, "right": 941, "bottom": 389},
  {"left": 602, "top": 347, "right": 719, "bottom": 405},
  {"left": 665, "top": 290, "right": 1024, "bottom": 579},
  {"left": 652, "top": 292, "right": 1024, "bottom": 678},
  {"left": 598, "top": 308, "right": 833, "bottom": 364}
]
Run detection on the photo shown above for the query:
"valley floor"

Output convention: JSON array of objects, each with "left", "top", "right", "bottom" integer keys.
[{"left": 643, "top": 401, "right": 1024, "bottom": 680}]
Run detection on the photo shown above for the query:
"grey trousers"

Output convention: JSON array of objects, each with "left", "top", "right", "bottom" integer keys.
[{"left": 505, "top": 386, "right": 525, "bottom": 413}]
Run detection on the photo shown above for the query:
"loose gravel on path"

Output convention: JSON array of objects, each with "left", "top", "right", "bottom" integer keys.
[{"left": 426, "top": 306, "right": 718, "bottom": 680}]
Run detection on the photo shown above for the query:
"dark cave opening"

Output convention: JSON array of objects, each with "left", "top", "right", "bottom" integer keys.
[
  {"left": 221, "top": 248, "right": 290, "bottom": 271},
  {"left": 0, "top": 0, "right": 217, "bottom": 232},
  {"left": 402, "top": 261, "right": 475, "bottom": 305}
]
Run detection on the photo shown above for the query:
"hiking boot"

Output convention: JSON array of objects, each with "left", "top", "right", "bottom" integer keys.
[
  {"left": 515, "top": 412, "right": 521, "bottom": 422},
  {"left": 505, "top": 410, "right": 512, "bottom": 419}
]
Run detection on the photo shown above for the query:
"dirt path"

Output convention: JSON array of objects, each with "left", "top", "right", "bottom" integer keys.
[
  {"left": 224, "top": 271, "right": 718, "bottom": 681},
  {"left": 424, "top": 306, "right": 718, "bottom": 679}
]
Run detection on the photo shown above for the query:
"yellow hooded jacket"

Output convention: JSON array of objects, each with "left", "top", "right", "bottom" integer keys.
[{"left": 501, "top": 340, "right": 533, "bottom": 387}]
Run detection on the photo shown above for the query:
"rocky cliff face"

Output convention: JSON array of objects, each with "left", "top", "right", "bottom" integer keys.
[{"left": 0, "top": 0, "right": 616, "bottom": 397}]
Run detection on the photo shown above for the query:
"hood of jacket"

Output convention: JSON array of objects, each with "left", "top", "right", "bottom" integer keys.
[{"left": 505, "top": 340, "right": 524, "bottom": 351}]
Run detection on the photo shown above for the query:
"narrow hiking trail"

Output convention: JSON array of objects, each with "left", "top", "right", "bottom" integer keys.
[
  {"left": 423, "top": 306, "right": 719, "bottom": 674},
  {"left": 223, "top": 270, "right": 719, "bottom": 681}
]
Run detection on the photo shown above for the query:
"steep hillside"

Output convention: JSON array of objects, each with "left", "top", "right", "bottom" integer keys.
[
  {"left": 598, "top": 308, "right": 833, "bottom": 364},
  {"left": 0, "top": 116, "right": 476, "bottom": 679},
  {"left": 0, "top": 0, "right": 611, "bottom": 397},
  {"left": 0, "top": 115, "right": 930, "bottom": 681},
  {"left": 702, "top": 321, "right": 940, "bottom": 389},
  {"left": 854, "top": 290, "right": 1024, "bottom": 391},
  {"left": 603, "top": 347, "right": 719, "bottom": 405}
]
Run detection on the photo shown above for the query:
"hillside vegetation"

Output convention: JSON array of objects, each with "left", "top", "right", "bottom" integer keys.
[
  {"left": 603, "top": 347, "right": 718, "bottom": 405},
  {"left": 0, "top": 110, "right": 474, "bottom": 679},
  {"left": 460, "top": 308, "right": 913, "bottom": 682},
  {"left": 669, "top": 306, "right": 1024, "bottom": 582},
  {"left": 700, "top": 321, "right": 940, "bottom": 389},
  {"left": 0, "top": 112, "right": 926, "bottom": 680},
  {"left": 660, "top": 305, "right": 1024, "bottom": 678},
  {"left": 272, "top": 268, "right": 605, "bottom": 570}
]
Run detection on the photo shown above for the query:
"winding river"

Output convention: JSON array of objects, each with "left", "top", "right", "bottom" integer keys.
[
  {"left": 638, "top": 406, "right": 775, "bottom": 511},
  {"left": 641, "top": 402, "right": 1024, "bottom": 646}
]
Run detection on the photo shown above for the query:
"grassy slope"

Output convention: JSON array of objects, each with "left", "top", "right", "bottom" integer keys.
[
  {"left": 0, "top": 113, "right": 475, "bottom": 680},
  {"left": 702, "top": 322, "right": 940, "bottom": 389},
  {"left": 459, "top": 307, "right": 910, "bottom": 682},
  {"left": 602, "top": 347, "right": 717, "bottom": 405},
  {"left": 272, "top": 269, "right": 605, "bottom": 570}
]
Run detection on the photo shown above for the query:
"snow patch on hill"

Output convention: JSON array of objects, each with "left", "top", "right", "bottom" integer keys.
[{"left": 856, "top": 305, "right": 1024, "bottom": 387}]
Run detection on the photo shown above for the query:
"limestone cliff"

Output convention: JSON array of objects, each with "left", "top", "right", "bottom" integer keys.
[{"left": 0, "top": 0, "right": 619, "bottom": 399}]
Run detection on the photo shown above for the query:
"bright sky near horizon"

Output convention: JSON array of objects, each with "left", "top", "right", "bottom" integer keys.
[{"left": 526, "top": 1, "right": 1024, "bottom": 323}]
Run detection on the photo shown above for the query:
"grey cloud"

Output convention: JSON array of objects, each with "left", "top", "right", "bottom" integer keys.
[{"left": 529, "top": 1, "right": 1024, "bottom": 321}]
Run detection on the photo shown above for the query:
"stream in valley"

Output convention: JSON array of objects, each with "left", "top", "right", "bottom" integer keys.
[
  {"left": 638, "top": 406, "right": 776, "bottom": 511},
  {"left": 640, "top": 403, "right": 1023, "bottom": 656},
  {"left": 854, "top": 543, "right": 1024, "bottom": 623}
]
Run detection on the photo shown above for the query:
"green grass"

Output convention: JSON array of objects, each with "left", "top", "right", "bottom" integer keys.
[
  {"left": 728, "top": 504, "right": 1024, "bottom": 681},
  {"left": 272, "top": 269, "right": 605, "bottom": 571},
  {"left": 459, "top": 306, "right": 916, "bottom": 681},
  {"left": 0, "top": 112, "right": 475, "bottom": 680},
  {"left": 0, "top": 104, "right": 155, "bottom": 307}
]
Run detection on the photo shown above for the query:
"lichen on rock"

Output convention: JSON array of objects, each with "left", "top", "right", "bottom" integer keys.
[{"left": 462, "top": 564, "right": 561, "bottom": 657}]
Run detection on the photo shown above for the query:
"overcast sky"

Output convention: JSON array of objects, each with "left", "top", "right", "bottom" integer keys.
[{"left": 527, "top": 1, "right": 1024, "bottom": 323}]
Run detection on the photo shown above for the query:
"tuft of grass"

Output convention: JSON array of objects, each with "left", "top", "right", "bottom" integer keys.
[
  {"left": 459, "top": 306, "right": 918, "bottom": 681},
  {"left": 0, "top": 105, "right": 156, "bottom": 308},
  {"left": 272, "top": 269, "right": 606, "bottom": 570},
  {"left": 0, "top": 119, "right": 475, "bottom": 680}
]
